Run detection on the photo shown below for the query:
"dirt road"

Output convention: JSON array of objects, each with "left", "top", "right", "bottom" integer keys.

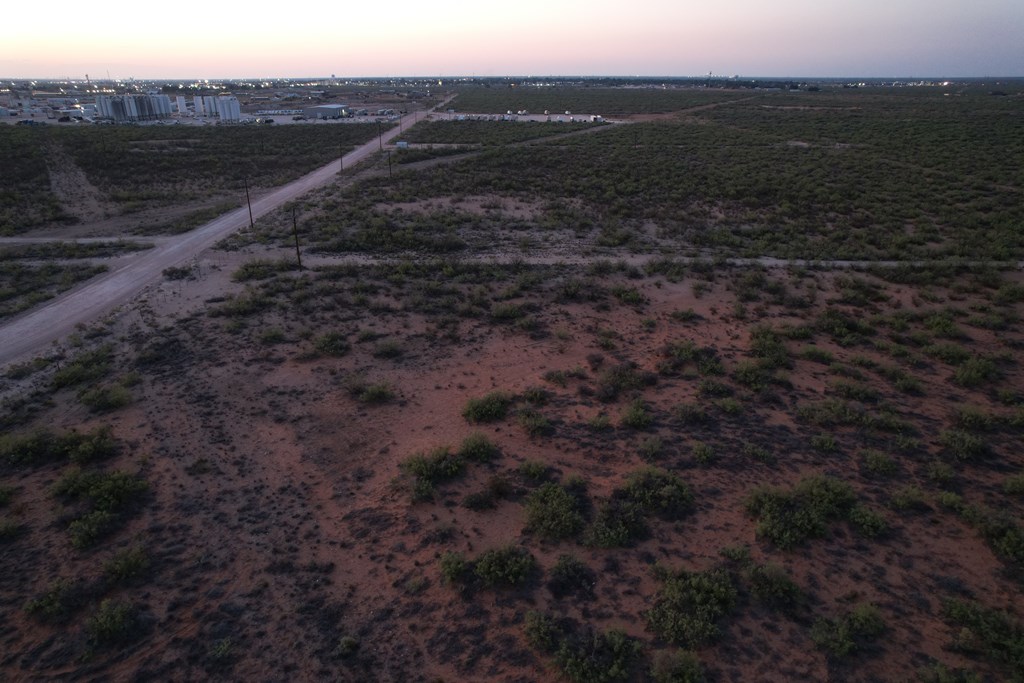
[{"left": 0, "top": 109, "right": 427, "bottom": 367}]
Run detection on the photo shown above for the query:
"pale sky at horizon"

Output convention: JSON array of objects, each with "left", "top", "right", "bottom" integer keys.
[{"left": 3, "top": 0, "right": 1022, "bottom": 79}]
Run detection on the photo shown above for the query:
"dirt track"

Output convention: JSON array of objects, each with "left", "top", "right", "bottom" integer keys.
[{"left": 0, "top": 110, "right": 428, "bottom": 368}]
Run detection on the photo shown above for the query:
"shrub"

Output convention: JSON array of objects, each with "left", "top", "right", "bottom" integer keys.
[
  {"left": 400, "top": 447, "right": 464, "bottom": 501},
  {"left": 547, "top": 555, "right": 596, "bottom": 599},
  {"left": 1, "top": 426, "right": 117, "bottom": 467},
  {"left": 474, "top": 545, "right": 537, "bottom": 587},
  {"left": 586, "top": 498, "right": 648, "bottom": 547},
  {"left": 518, "top": 407, "right": 554, "bottom": 437},
  {"left": 522, "top": 386, "right": 550, "bottom": 405},
  {"left": 372, "top": 339, "right": 403, "bottom": 359},
  {"left": 52, "top": 345, "right": 113, "bottom": 389},
  {"left": 746, "top": 563, "right": 803, "bottom": 612},
  {"left": 650, "top": 650, "right": 705, "bottom": 683},
  {"left": 692, "top": 442, "right": 716, "bottom": 465},
  {"left": 596, "top": 363, "right": 655, "bottom": 402},
  {"left": 526, "top": 483, "right": 585, "bottom": 541},
  {"left": 811, "top": 603, "right": 886, "bottom": 657},
  {"left": 86, "top": 599, "right": 138, "bottom": 647},
  {"left": 638, "top": 436, "right": 664, "bottom": 460},
  {"left": 1004, "top": 474, "right": 1024, "bottom": 496},
  {"left": 849, "top": 505, "right": 889, "bottom": 538},
  {"left": 555, "top": 629, "right": 640, "bottom": 683},
  {"left": 954, "top": 357, "right": 999, "bottom": 388},
  {"left": 358, "top": 383, "right": 394, "bottom": 404},
  {"left": 525, "top": 610, "right": 561, "bottom": 652},
  {"left": 646, "top": 568, "right": 737, "bottom": 646},
  {"left": 518, "top": 459, "right": 550, "bottom": 482},
  {"left": 745, "top": 475, "right": 856, "bottom": 549},
  {"left": 457, "top": 433, "right": 499, "bottom": 462},
  {"left": 79, "top": 385, "right": 132, "bottom": 413},
  {"left": 104, "top": 545, "right": 150, "bottom": 583},
  {"left": 620, "top": 399, "right": 653, "bottom": 430},
  {"left": 314, "top": 332, "right": 349, "bottom": 356},
  {"left": 675, "top": 403, "right": 708, "bottom": 424},
  {"left": 51, "top": 469, "right": 147, "bottom": 549},
  {"left": 440, "top": 551, "right": 469, "bottom": 585},
  {"left": 621, "top": 467, "right": 693, "bottom": 519},
  {"left": 862, "top": 449, "right": 897, "bottom": 477},
  {"left": 25, "top": 578, "right": 87, "bottom": 620},
  {"left": 942, "top": 599, "right": 1024, "bottom": 679},
  {"left": 940, "top": 429, "right": 988, "bottom": 461},
  {"left": 462, "top": 392, "right": 512, "bottom": 423}
]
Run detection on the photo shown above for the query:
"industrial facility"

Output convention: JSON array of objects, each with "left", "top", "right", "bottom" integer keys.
[
  {"left": 95, "top": 94, "right": 172, "bottom": 122},
  {"left": 306, "top": 103, "right": 350, "bottom": 119}
]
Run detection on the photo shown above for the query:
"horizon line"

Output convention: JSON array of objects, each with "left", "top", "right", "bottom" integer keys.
[{"left": 5, "top": 74, "right": 1024, "bottom": 83}]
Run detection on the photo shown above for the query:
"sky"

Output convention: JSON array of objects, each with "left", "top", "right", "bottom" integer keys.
[{"left": 3, "top": 0, "right": 1022, "bottom": 79}]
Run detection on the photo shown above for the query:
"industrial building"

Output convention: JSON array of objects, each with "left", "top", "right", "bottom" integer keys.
[
  {"left": 306, "top": 104, "right": 350, "bottom": 119},
  {"left": 95, "top": 94, "right": 172, "bottom": 122},
  {"left": 199, "top": 95, "right": 242, "bottom": 122}
]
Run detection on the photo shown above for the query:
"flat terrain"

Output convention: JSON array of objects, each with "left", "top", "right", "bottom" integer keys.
[{"left": 1, "top": 84, "right": 1023, "bottom": 683}]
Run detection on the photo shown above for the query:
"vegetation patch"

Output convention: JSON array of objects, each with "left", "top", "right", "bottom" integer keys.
[
  {"left": 745, "top": 475, "right": 857, "bottom": 549},
  {"left": 646, "top": 566, "right": 738, "bottom": 647}
]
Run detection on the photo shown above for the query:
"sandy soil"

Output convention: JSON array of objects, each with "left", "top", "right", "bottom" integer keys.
[{"left": 1, "top": 243, "right": 1022, "bottom": 681}]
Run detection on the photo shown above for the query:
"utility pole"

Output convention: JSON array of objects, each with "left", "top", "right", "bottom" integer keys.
[
  {"left": 244, "top": 178, "right": 255, "bottom": 231},
  {"left": 292, "top": 207, "right": 303, "bottom": 270},
  {"left": 387, "top": 150, "right": 392, "bottom": 180},
  {"left": 377, "top": 120, "right": 383, "bottom": 150},
  {"left": 339, "top": 141, "right": 344, "bottom": 174}
]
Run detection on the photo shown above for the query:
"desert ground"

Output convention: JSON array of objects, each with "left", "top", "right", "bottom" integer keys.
[{"left": 1, "top": 84, "right": 1023, "bottom": 682}]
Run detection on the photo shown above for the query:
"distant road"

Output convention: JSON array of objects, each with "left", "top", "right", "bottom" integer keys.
[{"left": 0, "top": 108, "right": 433, "bottom": 367}]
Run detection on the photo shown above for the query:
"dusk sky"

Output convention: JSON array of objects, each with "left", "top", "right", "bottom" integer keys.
[{"left": 4, "top": 0, "right": 1022, "bottom": 79}]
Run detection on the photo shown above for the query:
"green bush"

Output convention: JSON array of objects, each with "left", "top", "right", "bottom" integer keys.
[
  {"left": 86, "top": 599, "right": 138, "bottom": 647},
  {"left": 586, "top": 498, "right": 648, "bottom": 547},
  {"left": 462, "top": 392, "right": 512, "bottom": 423},
  {"left": 646, "top": 567, "right": 737, "bottom": 646},
  {"left": 518, "top": 459, "right": 550, "bottom": 483},
  {"left": 940, "top": 430, "right": 988, "bottom": 461},
  {"left": 314, "top": 332, "right": 350, "bottom": 356},
  {"left": 650, "top": 650, "right": 705, "bottom": 683},
  {"left": 746, "top": 563, "right": 803, "bottom": 612},
  {"left": 556, "top": 629, "right": 640, "bottom": 683},
  {"left": 848, "top": 505, "right": 889, "bottom": 538},
  {"left": 518, "top": 407, "right": 554, "bottom": 437},
  {"left": 526, "top": 483, "right": 585, "bottom": 540},
  {"left": 400, "top": 447, "right": 464, "bottom": 501},
  {"left": 953, "top": 357, "right": 999, "bottom": 387},
  {"left": 79, "top": 385, "right": 132, "bottom": 413},
  {"left": 547, "top": 555, "right": 596, "bottom": 599},
  {"left": 457, "top": 433, "right": 499, "bottom": 462},
  {"left": 51, "top": 345, "right": 113, "bottom": 389},
  {"left": 620, "top": 399, "right": 653, "bottom": 430},
  {"left": 1, "top": 426, "right": 117, "bottom": 467},
  {"left": 440, "top": 551, "right": 469, "bottom": 585},
  {"left": 51, "top": 468, "right": 147, "bottom": 549},
  {"left": 861, "top": 449, "right": 897, "bottom": 477},
  {"left": 942, "top": 598, "right": 1024, "bottom": 679},
  {"left": 810, "top": 603, "right": 886, "bottom": 657},
  {"left": 474, "top": 545, "right": 537, "bottom": 587},
  {"left": 692, "top": 442, "right": 716, "bottom": 465},
  {"left": 358, "top": 383, "right": 394, "bottom": 404},
  {"left": 1004, "top": 473, "right": 1024, "bottom": 496},
  {"left": 745, "top": 475, "right": 856, "bottom": 549},
  {"left": 104, "top": 545, "right": 150, "bottom": 583},
  {"left": 621, "top": 467, "right": 693, "bottom": 519},
  {"left": 25, "top": 577, "right": 87, "bottom": 620},
  {"left": 525, "top": 610, "right": 561, "bottom": 651}
]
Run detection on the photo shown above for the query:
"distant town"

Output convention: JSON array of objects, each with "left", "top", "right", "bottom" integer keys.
[{"left": 3, "top": 75, "right": 1018, "bottom": 126}]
